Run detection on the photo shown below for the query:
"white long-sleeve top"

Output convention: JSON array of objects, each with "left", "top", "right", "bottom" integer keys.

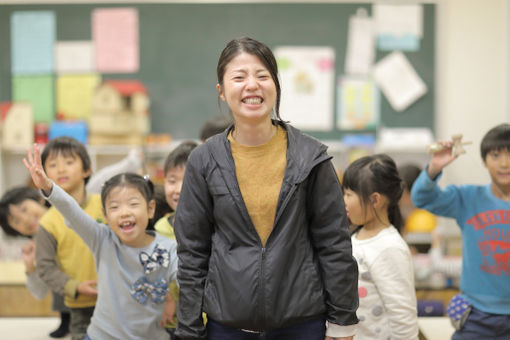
[{"left": 352, "top": 226, "right": 418, "bottom": 340}]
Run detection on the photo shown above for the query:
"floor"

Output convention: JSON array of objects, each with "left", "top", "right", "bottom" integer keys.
[
  {"left": 0, "top": 317, "right": 70, "bottom": 340},
  {"left": 419, "top": 317, "right": 455, "bottom": 340},
  {"left": 0, "top": 316, "right": 454, "bottom": 340}
]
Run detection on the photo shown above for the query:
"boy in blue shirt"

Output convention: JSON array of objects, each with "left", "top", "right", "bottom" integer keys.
[{"left": 411, "top": 123, "right": 510, "bottom": 339}]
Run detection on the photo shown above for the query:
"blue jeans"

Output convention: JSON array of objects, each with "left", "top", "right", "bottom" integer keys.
[
  {"left": 207, "top": 317, "right": 326, "bottom": 340},
  {"left": 452, "top": 307, "right": 510, "bottom": 340},
  {"left": 84, "top": 335, "right": 91, "bottom": 340}
]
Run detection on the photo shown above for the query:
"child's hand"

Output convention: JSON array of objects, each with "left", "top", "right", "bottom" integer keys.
[
  {"left": 427, "top": 140, "right": 457, "bottom": 179},
  {"left": 431, "top": 228, "right": 441, "bottom": 249},
  {"left": 21, "top": 240, "right": 36, "bottom": 274},
  {"left": 160, "top": 292, "right": 176, "bottom": 327},
  {"left": 77, "top": 280, "right": 98, "bottom": 297},
  {"left": 23, "top": 144, "right": 53, "bottom": 195}
]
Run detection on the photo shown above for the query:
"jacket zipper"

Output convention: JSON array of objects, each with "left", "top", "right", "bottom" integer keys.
[{"left": 259, "top": 247, "right": 266, "bottom": 330}]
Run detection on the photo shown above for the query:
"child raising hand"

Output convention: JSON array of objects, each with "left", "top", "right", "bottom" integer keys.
[{"left": 24, "top": 144, "right": 178, "bottom": 340}]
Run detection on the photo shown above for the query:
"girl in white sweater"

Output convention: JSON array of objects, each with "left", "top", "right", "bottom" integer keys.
[{"left": 343, "top": 154, "right": 418, "bottom": 340}]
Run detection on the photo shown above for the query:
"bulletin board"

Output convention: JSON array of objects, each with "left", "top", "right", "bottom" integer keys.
[{"left": 0, "top": 3, "right": 435, "bottom": 140}]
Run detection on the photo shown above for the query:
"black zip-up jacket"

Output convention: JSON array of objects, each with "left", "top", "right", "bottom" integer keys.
[{"left": 174, "top": 122, "right": 359, "bottom": 339}]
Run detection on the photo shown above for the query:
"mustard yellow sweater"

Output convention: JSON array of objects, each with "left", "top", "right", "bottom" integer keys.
[{"left": 228, "top": 125, "right": 287, "bottom": 246}]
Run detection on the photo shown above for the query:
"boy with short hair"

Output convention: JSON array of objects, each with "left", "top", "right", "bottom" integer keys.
[
  {"left": 154, "top": 140, "right": 198, "bottom": 335},
  {"left": 155, "top": 141, "right": 198, "bottom": 239},
  {"left": 35, "top": 136, "right": 103, "bottom": 340},
  {"left": 411, "top": 123, "right": 510, "bottom": 339}
]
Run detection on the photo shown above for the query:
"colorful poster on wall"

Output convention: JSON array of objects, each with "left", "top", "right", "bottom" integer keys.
[
  {"left": 56, "top": 74, "right": 101, "bottom": 120},
  {"left": 55, "top": 41, "right": 95, "bottom": 74},
  {"left": 337, "top": 77, "right": 380, "bottom": 130},
  {"left": 12, "top": 75, "right": 54, "bottom": 123},
  {"left": 93, "top": 7, "right": 139, "bottom": 73},
  {"left": 11, "top": 11, "right": 55, "bottom": 75},
  {"left": 275, "top": 46, "right": 335, "bottom": 131}
]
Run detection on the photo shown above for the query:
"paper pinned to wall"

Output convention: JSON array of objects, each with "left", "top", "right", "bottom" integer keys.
[
  {"left": 57, "top": 74, "right": 101, "bottom": 120},
  {"left": 337, "top": 76, "right": 380, "bottom": 130},
  {"left": 11, "top": 11, "right": 55, "bottom": 75},
  {"left": 373, "top": 4, "right": 423, "bottom": 51},
  {"left": 55, "top": 41, "right": 95, "bottom": 73},
  {"left": 93, "top": 7, "right": 139, "bottom": 73},
  {"left": 373, "top": 4, "right": 423, "bottom": 37},
  {"left": 275, "top": 46, "right": 335, "bottom": 131},
  {"left": 345, "top": 8, "right": 375, "bottom": 76},
  {"left": 373, "top": 51, "right": 427, "bottom": 112},
  {"left": 12, "top": 75, "right": 54, "bottom": 123}
]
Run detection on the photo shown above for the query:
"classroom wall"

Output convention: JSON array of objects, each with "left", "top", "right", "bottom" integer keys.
[
  {"left": 1, "top": 0, "right": 508, "bottom": 188},
  {"left": 436, "top": 0, "right": 508, "bottom": 187}
]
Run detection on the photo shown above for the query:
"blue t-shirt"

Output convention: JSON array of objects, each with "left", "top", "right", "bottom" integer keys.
[{"left": 411, "top": 169, "right": 510, "bottom": 315}]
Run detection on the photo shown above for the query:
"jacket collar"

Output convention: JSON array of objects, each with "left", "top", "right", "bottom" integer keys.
[{"left": 208, "top": 120, "right": 331, "bottom": 184}]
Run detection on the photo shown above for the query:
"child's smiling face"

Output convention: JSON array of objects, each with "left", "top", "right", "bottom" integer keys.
[
  {"left": 164, "top": 165, "right": 186, "bottom": 211},
  {"left": 485, "top": 148, "right": 510, "bottom": 193},
  {"left": 104, "top": 185, "right": 155, "bottom": 248},
  {"left": 7, "top": 199, "right": 47, "bottom": 236},
  {"left": 43, "top": 151, "right": 90, "bottom": 194}
]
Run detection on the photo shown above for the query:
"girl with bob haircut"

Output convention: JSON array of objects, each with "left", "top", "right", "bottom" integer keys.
[{"left": 24, "top": 145, "right": 178, "bottom": 340}]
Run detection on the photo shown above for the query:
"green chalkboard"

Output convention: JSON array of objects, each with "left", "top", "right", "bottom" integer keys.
[{"left": 0, "top": 3, "right": 435, "bottom": 140}]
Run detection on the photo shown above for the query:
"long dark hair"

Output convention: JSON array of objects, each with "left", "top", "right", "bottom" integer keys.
[
  {"left": 216, "top": 37, "right": 282, "bottom": 121},
  {"left": 342, "top": 154, "right": 404, "bottom": 232}
]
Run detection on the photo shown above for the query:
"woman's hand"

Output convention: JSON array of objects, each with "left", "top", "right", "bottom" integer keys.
[
  {"left": 23, "top": 144, "right": 53, "bottom": 195},
  {"left": 326, "top": 336, "right": 353, "bottom": 340}
]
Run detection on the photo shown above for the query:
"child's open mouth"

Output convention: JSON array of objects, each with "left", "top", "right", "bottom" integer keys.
[{"left": 120, "top": 221, "right": 136, "bottom": 233}]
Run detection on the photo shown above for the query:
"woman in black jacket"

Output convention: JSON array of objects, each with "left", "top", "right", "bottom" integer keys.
[{"left": 174, "top": 37, "right": 359, "bottom": 340}]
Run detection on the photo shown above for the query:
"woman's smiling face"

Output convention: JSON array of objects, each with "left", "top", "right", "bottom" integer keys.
[{"left": 217, "top": 52, "right": 277, "bottom": 125}]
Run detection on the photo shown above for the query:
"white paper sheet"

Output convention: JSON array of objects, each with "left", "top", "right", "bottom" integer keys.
[
  {"left": 275, "top": 46, "right": 335, "bottom": 131},
  {"left": 373, "top": 51, "right": 427, "bottom": 112},
  {"left": 373, "top": 4, "right": 423, "bottom": 37},
  {"left": 55, "top": 41, "right": 94, "bottom": 73},
  {"left": 345, "top": 9, "right": 375, "bottom": 76}
]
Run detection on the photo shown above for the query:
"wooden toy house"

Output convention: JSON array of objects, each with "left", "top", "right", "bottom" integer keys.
[
  {"left": 1, "top": 102, "right": 34, "bottom": 149},
  {"left": 89, "top": 80, "right": 150, "bottom": 145}
]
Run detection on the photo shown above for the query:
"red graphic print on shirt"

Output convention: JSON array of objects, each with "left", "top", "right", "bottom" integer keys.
[{"left": 467, "top": 210, "right": 510, "bottom": 276}]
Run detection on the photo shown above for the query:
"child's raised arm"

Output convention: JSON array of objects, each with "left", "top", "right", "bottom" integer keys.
[
  {"left": 24, "top": 144, "right": 105, "bottom": 253},
  {"left": 23, "top": 144, "right": 53, "bottom": 195},
  {"left": 427, "top": 140, "right": 458, "bottom": 179}
]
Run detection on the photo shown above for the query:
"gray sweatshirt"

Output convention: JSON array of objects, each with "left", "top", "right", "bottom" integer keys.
[{"left": 45, "top": 184, "right": 178, "bottom": 340}]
